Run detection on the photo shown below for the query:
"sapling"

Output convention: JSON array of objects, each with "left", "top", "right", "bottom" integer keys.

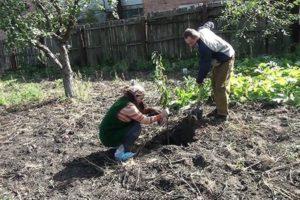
[
  {"left": 152, "top": 52, "right": 170, "bottom": 145},
  {"left": 152, "top": 52, "right": 171, "bottom": 109}
]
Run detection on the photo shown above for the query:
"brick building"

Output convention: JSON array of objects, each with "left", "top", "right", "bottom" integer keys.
[{"left": 143, "top": 0, "right": 208, "bottom": 15}]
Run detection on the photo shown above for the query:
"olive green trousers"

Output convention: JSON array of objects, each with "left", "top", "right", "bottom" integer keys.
[{"left": 211, "top": 58, "right": 234, "bottom": 116}]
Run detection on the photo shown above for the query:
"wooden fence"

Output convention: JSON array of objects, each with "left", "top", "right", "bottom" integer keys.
[{"left": 0, "top": 3, "right": 292, "bottom": 70}]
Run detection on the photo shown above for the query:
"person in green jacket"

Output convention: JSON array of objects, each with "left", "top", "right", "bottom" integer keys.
[{"left": 99, "top": 84, "right": 168, "bottom": 161}]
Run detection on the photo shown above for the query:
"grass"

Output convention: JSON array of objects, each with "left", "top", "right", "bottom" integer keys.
[
  {"left": 0, "top": 72, "right": 92, "bottom": 107},
  {"left": 0, "top": 79, "right": 63, "bottom": 107}
]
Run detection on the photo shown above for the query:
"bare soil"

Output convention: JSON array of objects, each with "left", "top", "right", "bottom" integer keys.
[{"left": 0, "top": 80, "right": 299, "bottom": 200}]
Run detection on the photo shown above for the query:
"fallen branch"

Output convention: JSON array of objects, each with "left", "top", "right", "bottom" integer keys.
[
  {"left": 263, "top": 162, "right": 300, "bottom": 174},
  {"left": 243, "top": 161, "right": 261, "bottom": 171}
]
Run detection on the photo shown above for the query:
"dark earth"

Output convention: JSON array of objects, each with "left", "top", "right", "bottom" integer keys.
[{"left": 1, "top": 80, "right": 299, "bottom": 200}]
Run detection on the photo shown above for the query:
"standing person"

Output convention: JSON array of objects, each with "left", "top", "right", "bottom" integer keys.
[
  {"left": 183, "top": 23, "right": 235, "bottom": 121},
  {"left": 99, "top": 84, "right": 168, "bottom": 161}
]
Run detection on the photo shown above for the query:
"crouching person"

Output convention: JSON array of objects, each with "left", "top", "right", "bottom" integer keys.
[{"left": 99, "top": 84, "right": 168, "bottom": 161}]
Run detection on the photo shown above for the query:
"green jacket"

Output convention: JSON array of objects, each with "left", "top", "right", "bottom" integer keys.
[{"left": 99, "top": 96, "right": 135, "bottom": 147}]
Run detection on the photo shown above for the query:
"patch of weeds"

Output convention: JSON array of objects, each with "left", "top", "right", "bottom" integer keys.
[
  {"left": 0, "top": 79, "right": 45, "bottom": 106},
  {"left": 1, "top": 65, "right": 61, "bottom": 82},
  {"left": 163, "top": 57, "right": 198, "bottom": 72},
  {"left": 0, "top": 77, "right": 66, "bottom": 107},
  {"left": 171, "top": 76, "right": 211, "bottom": 109},
  {"left": 153, "top": 52, "right": 300, "bottom": 111},
  {"left": 132, "top": 59, "right": 153, "bottom": 71},
  {"left": 73, "top": 72, "right": 92, "bottom": 101}
]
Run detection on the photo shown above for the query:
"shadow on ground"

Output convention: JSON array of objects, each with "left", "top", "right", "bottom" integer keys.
[{"left": 52, "top": 149, "right": 116, "bottom": 190}]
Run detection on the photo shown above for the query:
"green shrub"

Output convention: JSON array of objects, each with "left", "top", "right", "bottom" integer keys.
[{"left": 152, "top": 52, "right": 300, "bottom": 110}]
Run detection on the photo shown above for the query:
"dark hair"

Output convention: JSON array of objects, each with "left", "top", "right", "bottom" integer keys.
[
  {"left": 124, "top": 91, "right": 145, "bottom": 111},
  {"left": 124, "top": 91, "right": 136, "bottom": 103},
  {"left": 183, "top": 28, "right": 198, "bottom": 39}
]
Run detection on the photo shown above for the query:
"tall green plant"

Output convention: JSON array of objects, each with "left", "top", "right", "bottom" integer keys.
[{"left": 152, "top": 52, "right": 171, "bottom": 108}]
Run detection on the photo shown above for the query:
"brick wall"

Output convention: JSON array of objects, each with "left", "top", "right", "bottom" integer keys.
[{"left": 144, "top": 0, "right": 208, "bottom": 15}]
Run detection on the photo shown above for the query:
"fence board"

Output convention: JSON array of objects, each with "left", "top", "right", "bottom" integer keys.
[{"left": 0, "top": 4, "right": 294, "bottom": 71}]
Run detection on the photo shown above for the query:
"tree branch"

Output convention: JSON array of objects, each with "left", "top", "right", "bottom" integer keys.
[
  {"left": 62, "top": 0, "right": 80, "bottom": 42},
  {"left": 33, "top": 0, "right": 52, "bottom": 30},
  {"left": 33, "top": 40, "right": 63, "bottom": 69},
  {"left": 49, "top": 0, "right": 63, "bottom": 29},
  {"left": 33, "top": 0, "right": 63, "bottom": 41}
]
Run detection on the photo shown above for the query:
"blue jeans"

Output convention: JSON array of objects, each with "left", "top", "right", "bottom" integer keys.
[{"left": 122, "top": 122, "right": 141, "bottom": 152}]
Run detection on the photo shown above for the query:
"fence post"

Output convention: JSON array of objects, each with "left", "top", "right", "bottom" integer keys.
[
  {"left": 143, "top": 16, "right": 149, "bottom": 59},
  {"left": 10, "top": 48, "right": 17, "bottom": 69},
  {"left": 78, "top": 26, "right": 88, "bottom": 66}
]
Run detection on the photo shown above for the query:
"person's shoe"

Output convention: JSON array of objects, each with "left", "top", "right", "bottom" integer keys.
[
  {"left": 114, "top": 144, "right": 136, "bottom": 161},
  {"left": 115, "top": 151, "right": 136, "bottom": 161}
]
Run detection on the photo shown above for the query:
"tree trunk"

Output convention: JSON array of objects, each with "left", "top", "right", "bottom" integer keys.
[{"left": 60, "top": 44, "right": 75, "bottom": 98}]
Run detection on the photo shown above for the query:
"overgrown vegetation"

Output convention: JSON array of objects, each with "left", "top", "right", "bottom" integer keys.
[
  {"left": 152, "top": 51, "right": 300, "bottom": 110},
  {"left": 231, "top": 60, "right": 299, "bottom": 105},
  {"left": 0, "top": 72, "right": 92, "bottom": 107},
  {"left": 0, "top": 80, "right": 45, "bottom": 106},
  {"left": 1, "top": 49, "right": 299, "bottom": 108}
]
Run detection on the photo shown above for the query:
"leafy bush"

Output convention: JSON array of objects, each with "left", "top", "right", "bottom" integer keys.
[
  {"left": 218, "top": 0, "right": 299, "bottom": 56},
  {"left": 153, "top": 52, "right": 300, "bottom": 110},
  {"left": 170, "top": 76, "right": 211, "bottom": 109},
  {"left": 231, "top": 61, "right": 299, "bottom": 105}
]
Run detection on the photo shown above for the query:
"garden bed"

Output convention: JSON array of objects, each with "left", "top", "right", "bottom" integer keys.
[{"left": 1, "top": 80, "right": 299, "bottom": 199}]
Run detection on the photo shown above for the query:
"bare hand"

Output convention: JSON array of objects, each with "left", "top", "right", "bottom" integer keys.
[{"left": 158, "top": 108, "right": 169, "bottom": 125}]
